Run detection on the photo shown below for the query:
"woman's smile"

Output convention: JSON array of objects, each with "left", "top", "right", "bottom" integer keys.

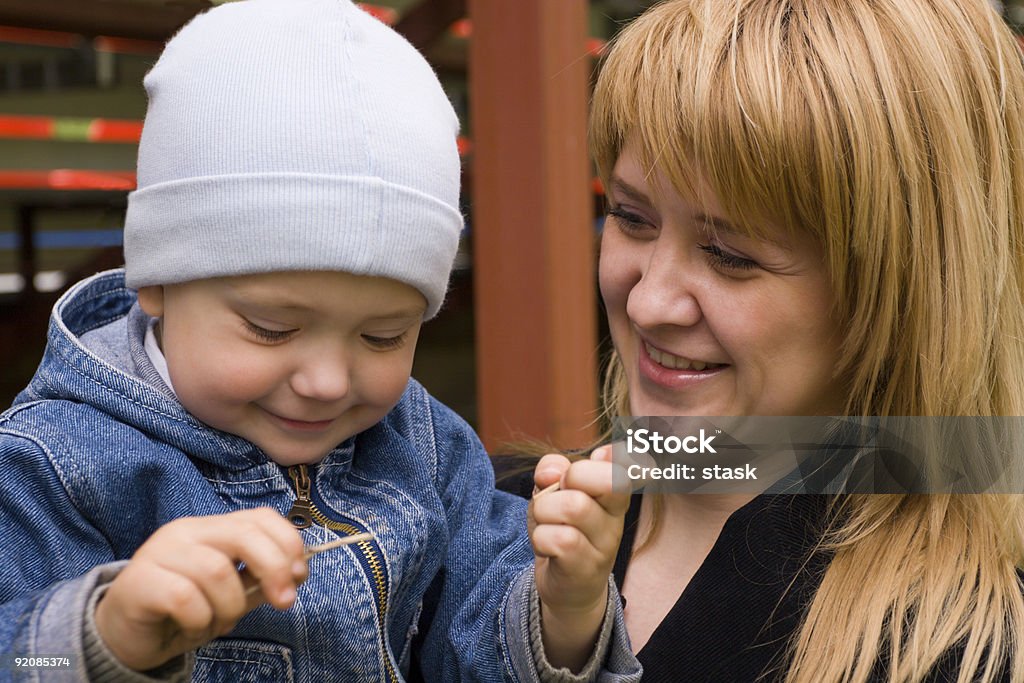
[{"left": 637, "top": 338, "right": 728, "bottom": 390}]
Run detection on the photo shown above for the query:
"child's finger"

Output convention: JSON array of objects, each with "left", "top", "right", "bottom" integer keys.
[
  {"left": 143, "top": 516, "right": 301, "bottom": 609},
  {"left": 245, "top": 508, "right": 307, "bottom": 567},
  {"left": 216, "top": 530, "right": 301, "bottom": 610},
  {"left": 240, "top": 508, "right": 309, "bottom": 591},
  {"left": 120, "top": 561, "right": 218, "bottom": 643},
  {"left": 151, "top": 549, "right": 249, "bottom": 634},
  {"left": 151, "top": 569, "right": 222, "bottom": 643}
]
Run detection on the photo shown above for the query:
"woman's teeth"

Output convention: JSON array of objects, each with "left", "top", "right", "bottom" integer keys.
[{"left": 644, "top": 342, "right": 722, "bottom": 371}]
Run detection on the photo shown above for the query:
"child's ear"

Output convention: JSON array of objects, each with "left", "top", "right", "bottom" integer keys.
[{"left": 137, "top": 286, "right": 165, "bottom": 318}]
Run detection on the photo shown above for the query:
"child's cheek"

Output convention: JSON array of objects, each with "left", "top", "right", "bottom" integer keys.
[
  {"left": 177, "top": 345, "right": 272, "bottom": 406},
  {"left": 362, "top": 353, "right": 416, "bottom": 410}
]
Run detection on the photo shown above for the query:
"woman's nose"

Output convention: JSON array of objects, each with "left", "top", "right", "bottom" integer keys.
[{"left": 625, "top": 244, "right": 703, "bottom": 330}]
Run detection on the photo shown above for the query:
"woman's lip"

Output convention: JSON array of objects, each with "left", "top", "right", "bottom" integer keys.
[{"left": 637, "top": 341, "right": 728, "bottom": 388}]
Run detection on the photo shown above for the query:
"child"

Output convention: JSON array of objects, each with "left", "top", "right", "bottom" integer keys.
[{"left": 0, "top": 0, "right": 639, "bottom": 681}]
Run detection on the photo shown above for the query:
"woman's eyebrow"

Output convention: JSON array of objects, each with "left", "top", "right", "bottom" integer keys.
[
  {"left": 693, "top": 212, "right": 740, "bottom": 236},
  {"left": 694, "top": 212, "right": 792, "bottom": 250},
  {"left": 611, "top": 175, "right": 793, "bottom": 250},
  {"left": 608, "top": 176, "right": 651, "bottom": 205}
]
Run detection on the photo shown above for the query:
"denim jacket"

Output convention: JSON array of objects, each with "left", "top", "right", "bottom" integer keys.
[{"left": 0, "top": 270, "right": 640, "bottom": 683}]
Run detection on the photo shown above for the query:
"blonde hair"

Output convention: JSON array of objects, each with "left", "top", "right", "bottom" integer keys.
[{"left": 590, "top": 0, "right": 1024, "bottom": 680}]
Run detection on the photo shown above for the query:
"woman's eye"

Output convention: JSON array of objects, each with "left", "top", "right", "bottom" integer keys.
[
  {"left": 698, "top": 243, "right": 759, "bottom": 270},
  {"left": 363, "top": 332, "right": 408, "bottom": 350},
  {"left": 606, "top": 207, "right": 654, "bottom": 234},
  {"left": 242, "top": 320, "right": 295, "bottom": 343}
]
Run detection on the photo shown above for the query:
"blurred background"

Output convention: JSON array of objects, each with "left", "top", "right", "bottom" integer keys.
[{"left": 0, "top": 0, "right": 1021, "bottom": 451}]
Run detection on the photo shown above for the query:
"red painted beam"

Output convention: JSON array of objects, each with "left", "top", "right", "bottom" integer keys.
[
  {"left": 469, "top": 0, "right": 598, "bottom": 450},
  {"left": 0, "top": 170, "right": 135, "bottom": 190}
]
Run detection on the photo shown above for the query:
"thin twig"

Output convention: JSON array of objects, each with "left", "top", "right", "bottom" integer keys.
[
  {"left": 302, "top": 532, "right": 374, "bottom": 559},
  {"left": 534, "top": 481, "right": 561, "bottom": 497},
  {"left": 243, "top": 532, "right": 376, "bottom": 596}
]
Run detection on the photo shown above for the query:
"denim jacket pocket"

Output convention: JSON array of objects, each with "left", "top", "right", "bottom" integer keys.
[{"left": 192, "top": 639, "right": 294, "bottom": 683}]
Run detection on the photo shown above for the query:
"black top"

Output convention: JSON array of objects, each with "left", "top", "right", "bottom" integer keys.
[
  {"left": 491, "top": 456, "right": 1001, "bottom": 683},
  {"left": 612, "top": 494, "right": 831, "bottom": 682}
]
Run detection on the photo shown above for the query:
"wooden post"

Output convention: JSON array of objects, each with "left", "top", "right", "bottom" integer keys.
[{"left": 468, "top": 0, "right": 598, "bottom": 452}]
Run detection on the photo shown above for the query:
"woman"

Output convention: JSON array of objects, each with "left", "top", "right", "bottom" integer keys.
[{"left": 530, "top": 0, "right": 1024, "bottom": 680}]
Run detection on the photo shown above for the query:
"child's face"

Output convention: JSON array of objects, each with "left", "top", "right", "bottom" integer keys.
[{"left": 138, "top": 271, "right": 426, "bottom": 466}]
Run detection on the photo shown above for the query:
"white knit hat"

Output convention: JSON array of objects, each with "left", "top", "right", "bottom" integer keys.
[{"left": 123, "top": 0, "right": 463, "bottom": 318}]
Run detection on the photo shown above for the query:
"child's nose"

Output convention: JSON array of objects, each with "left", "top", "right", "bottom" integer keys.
[{"left": 290, "top": 353, "right": 350, "bottom": 402}]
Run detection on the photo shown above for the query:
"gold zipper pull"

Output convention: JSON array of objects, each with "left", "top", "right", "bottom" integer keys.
[{"left": 286, "top": 464, "right": 313, "bottom": 529}]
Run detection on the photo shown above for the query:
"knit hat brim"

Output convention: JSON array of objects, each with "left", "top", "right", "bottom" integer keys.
[{"left": 124, "top": 173, "right": 462, "bottom": 318}]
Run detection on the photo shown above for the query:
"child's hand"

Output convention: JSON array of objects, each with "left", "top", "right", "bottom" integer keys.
[
  {"left": 529, "top": 446, "right": 630, "bottom": 672},
  {"left": 94, "top": 508, "right": 307, "bottom": 672}
]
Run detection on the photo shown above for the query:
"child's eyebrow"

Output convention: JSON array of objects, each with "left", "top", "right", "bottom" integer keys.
[
  {"left": 234, "top": 294, "right": 424, "bottom": 321},
  {"left": 232, "top": 297, "right": 316, "bottom": 314},
  {"left": 365, "top": 308, "right": 426, "bottom": 322}
]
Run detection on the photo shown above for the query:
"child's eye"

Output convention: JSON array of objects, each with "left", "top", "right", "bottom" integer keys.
[
  {"left": 698, "top": 243, "right": 759, "bottom": 271},
  {"left": 242, "top": 320, "right": 295, "bottom": 343},
  {"left": 607, "top": 207, "right": 654, "bottom": 235},
  {"left": 363, "top": 332, "right": 408, "bottom": 350}
]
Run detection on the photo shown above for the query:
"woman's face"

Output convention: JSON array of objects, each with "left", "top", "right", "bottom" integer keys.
[{"left": 600, "top": 141, "right": 846, "bottom": 417}]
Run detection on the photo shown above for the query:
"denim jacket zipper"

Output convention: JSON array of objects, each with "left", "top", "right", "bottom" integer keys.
[{"left": 286, "top": 464, "right": 397, "bottom": 683}]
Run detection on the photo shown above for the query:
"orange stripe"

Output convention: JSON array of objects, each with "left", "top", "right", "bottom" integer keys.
[
  {"left": 0, "top": 170, "right": 135, "bottom": 191},
  {"left": 48, "top": 169, "right": 136, "bottom": 190},
  {"left": 87, "top": 119, "right": 144, "bottom": 143},
  {"left": 357, "top": 3, "right": 398, "bottom": 25},
  {"left": 0, "top": 115, "right": 144, "bottom": 142},
  {"left": 93, "top": 36, "right": 162, "bottom": 55},
  {"left": 0, "top": 115, "right": 53, "bottom": 140},
  {"left": 0, "top": 171, "right": 50, "bottom": 188},
  {"left": 450, "top": 18, "right": 472, "bottom": 39},
  {"left": 0, "top": 26, "right": 79, "bottom": 49},
  {"left": 586, "top": 37, "right": 607, "bottom": 57}
]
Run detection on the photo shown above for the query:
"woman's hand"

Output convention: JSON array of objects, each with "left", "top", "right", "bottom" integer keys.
[
  {"left": 94, "top": 508, "right": 307, "bottom": 672},
  {"left": 529, "top": 445, "right": 630, "bottom": 672}
]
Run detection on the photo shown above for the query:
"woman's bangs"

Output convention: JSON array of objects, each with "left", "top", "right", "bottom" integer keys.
[{"left": 592, "top": 0, "right": 833, "bottom": 245}]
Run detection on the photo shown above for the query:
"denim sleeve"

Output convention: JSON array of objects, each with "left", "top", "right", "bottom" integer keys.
[
  {"left": 502, "top": 569, "right": 641, "bottom": 683},
  {"left": 1, "top": 421, "right": 221, "bottom": 682},
  {"left": 412, "top": 395, "right": 641, "bottom": 682},
  {"left": 0, "top": 430, "right": 121, "bottom": 681},
  {"left": 0, "top": 565, "right": 119, "bottom": 682}
]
